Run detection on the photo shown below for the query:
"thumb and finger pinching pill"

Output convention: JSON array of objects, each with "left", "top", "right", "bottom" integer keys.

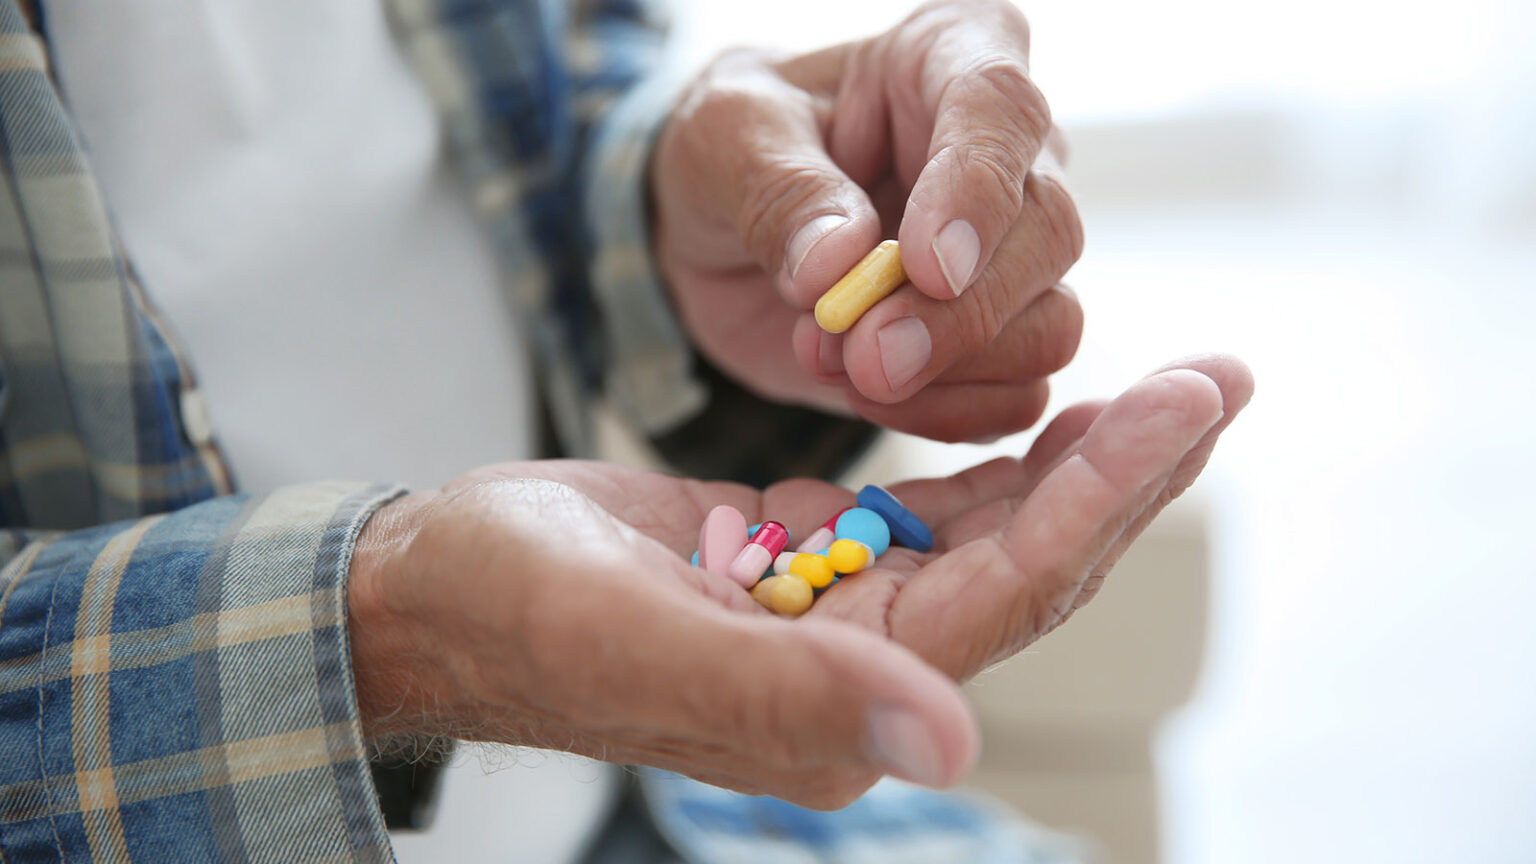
[{"left": 813, "top": 240, "right": 906, "bottom": 334}]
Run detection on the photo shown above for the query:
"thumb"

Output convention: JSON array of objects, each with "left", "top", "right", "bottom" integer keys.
[
  {"left": 668, "top": 51, "right": 883, "bottom": 309},
  {"left": 643, "top": 595, "right": 979, "bottom": 808}
]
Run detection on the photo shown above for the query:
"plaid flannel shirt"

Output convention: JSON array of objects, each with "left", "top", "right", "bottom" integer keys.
[{"left": 0, "top": 0, "right": 877, "bottom": 860}]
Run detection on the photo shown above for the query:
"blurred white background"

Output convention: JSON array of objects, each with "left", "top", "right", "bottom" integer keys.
[{"left": 673, "top": 0, "right": 1536, "bottom": 861}]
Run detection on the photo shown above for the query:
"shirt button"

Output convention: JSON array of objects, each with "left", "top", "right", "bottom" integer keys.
[{"left": 179, "top": 388, "right": 214, "bottom": 445}]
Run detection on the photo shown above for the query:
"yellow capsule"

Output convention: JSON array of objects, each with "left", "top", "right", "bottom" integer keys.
[
  {"left": 750, "top": 576, "right": 780, "bottom": 611},
  {"left": 770, "top": 573, "right": 814, "bottom": 617},
  {"left": 827, "top": 538, "right": 872, "bottom": 575},
  {"left": 814, "top": 240, "right": 906, "bottom": 334},
  {"left": 788, "top": 552, "right": 836, "bottom": 589}
]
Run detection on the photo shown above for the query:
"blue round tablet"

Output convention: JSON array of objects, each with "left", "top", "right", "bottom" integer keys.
[
  {"left": 856, "top": 485, "right": 934, "bottom": 553},
  {"left": 834, "top": 507, "right": 891, "bottom": 557},
  {"left": 690, "top": 550, "right": 700, "bottom": 567}
]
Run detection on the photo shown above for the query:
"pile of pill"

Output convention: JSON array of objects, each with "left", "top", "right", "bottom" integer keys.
[{"left": 689, "top": 485, "right": 934, "bottom": 617}]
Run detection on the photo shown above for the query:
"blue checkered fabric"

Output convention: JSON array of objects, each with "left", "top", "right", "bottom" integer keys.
[
  {"left": 638, "top": 769, "right": 1087, "bottom": 864},
  {"left": 385, "top": 0, "right": 708, "bottom": 453},
  {"left": 0, "top": 0, "right": 702, "bottom": 858},
  {"left": 0, "top": 0, "right": 885, "bottom": 857},
  {"left": 0, "top": 3, "right": 232, "bottom": 532},
  {"left": 0, "top": 483, "right": 402, "bottom": 862}
]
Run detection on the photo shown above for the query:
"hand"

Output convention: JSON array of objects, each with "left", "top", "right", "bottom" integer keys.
[
  {"left": 347, "top": 356, "right": 1252, "bottom": 808},
  {"left": 651, "top": 0, "right": 1082, "bottom": 443}
]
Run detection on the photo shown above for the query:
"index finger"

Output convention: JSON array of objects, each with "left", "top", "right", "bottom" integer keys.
[
  {"left": 887, "top": 367, "right": 1228, "bottom": 680},
  {"left": 891, "top": 0, "right": 1053, "bottom": 299}
]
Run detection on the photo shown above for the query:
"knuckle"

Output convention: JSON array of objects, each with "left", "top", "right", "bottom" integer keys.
[
  {"left": 1074, "top": 574, "right": 1107, "bottom": 610},
  {"left": 910, "top": 0, "right": 1030, "bottom": 36},
  {"left": 680, "top": 75, "right": 764, "bottom": 142},
  {"left": 953, "top": 271, "right": 1016, "bottom": 348},
  {"left": 994, "top": 0, "right": 1033, "bottom": 36},
  {"left": 976, "top": 385, "right": 1049, "bottom": 443},
  {"left": 666, "top": 89, "right": 746, "bottom": 174},
  {"left": 666, "top": 50, "right": 786, "bottom": 167},
  {"left": 940, "top": 61, "right": 1052, "bottom": 233},
  {"left": 1051, "top": 301, "right": 1084, "bottom": 373},
  {"left": 1012, "top": 380, "right": 1052, "bottom": 430},
  {"left": 1026, "top": 171, "right": 1085, "bottom": 268},
  {"left": 897, "top": 411, "right": 978, "bottom": 445},
  {"left": 1041, "top": 592, "right": 1079, "bottom": 639},
  {"left": 1018, "top": 590, "right": 1071, "bottom": 655},
  {"left": 672, "top": 50, "right": 837, "bottom": 269},
  {"left": 950, "top": 135, "right": 1030, "bottom": 226},
  {"left": 737, "top": 160, "right": 838, "bottom": 264},
  {"left": 972, "top": 56, "right": 1051, "bottom": 140},
  {"left": 1034, "top": 287, "right": 1084, "bottom": 374},
  {"left": 902, "top": 2, "right": 967, "bottom": 40},
  {"left": 982, "top": 535, "right": 1058, "bottom": 662}
]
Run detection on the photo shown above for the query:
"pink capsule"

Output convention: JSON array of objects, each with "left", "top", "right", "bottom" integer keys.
[
  {"left": 698, "top": 505, "right": 749, "bottom": 579},
  {"left": 727, "top": 521, "right": 789, "bottom": 587},
  {"left": 796, "top": 507, "right": 851, "bottom": 553}
]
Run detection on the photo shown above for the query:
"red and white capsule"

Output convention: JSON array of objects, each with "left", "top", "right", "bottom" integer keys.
[
  {"left": 727, "top": 521, "right": 789, "bottom": 587},
  {"left": 796, "top": 507, "right": 850, "bottom": 553}
]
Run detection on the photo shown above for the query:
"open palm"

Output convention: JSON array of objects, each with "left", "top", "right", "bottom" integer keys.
[
  {"left": 354, "top": 355, "right": 1251, "bottom": 808},
  {"left": 462, "top": 354, "right": 1248, "bottom": 677}
]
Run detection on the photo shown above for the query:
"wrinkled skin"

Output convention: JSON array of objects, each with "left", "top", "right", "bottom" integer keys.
[
  {"left": 349, "top": 356, "right": 1253, "bottom": 809},
  {"left": 652, "top": 0, "right": 1085, "bottom": 442}
]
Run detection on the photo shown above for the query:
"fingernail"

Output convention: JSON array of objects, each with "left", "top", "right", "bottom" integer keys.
[
  {"left": 932, "top": 219, "right": 980, "bottom": 296},
  {"left": 787, "top": 214, "right": 849, "bottom": 281},
  {"left": 817, "top": 332, "right": 844, "bottom": 375},
  {"left": 877, "top": 317, "right": 931, "bottom": 391},
  {"left": 866, "top": 706, "right": 944, "bottom": 786}
]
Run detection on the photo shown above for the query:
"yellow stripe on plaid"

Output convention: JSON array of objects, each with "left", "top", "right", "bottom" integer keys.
[
  {"left": 0, "top": 30, "right": 43, "bottom": 71},
  {"left": 0, "top": 723, "right": 359, "bottom": 823},
  {"left": 0, "top": 589, "right": 331, "bottom": 695},
  {"left": 71, "top": 514, "right": 163, "bottom": 863}
]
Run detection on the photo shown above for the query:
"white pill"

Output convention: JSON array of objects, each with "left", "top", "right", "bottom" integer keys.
[{"left": 773, "top": 551, "right": 798, "bottom": 575}]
